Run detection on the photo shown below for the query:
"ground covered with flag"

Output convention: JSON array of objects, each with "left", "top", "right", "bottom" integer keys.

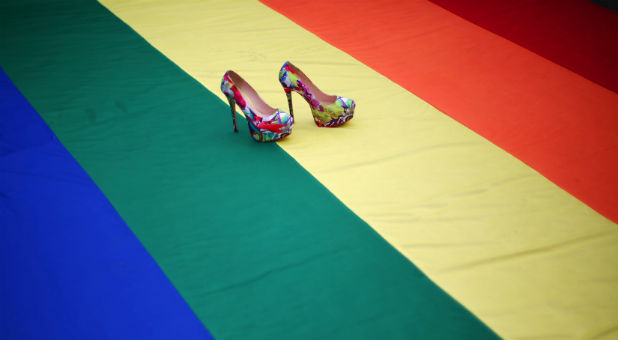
[{"left": 1, "top": 0, "right": 616, "bottom": 339}]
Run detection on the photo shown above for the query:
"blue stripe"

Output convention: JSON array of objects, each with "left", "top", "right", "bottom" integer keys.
[{"left": 0, "top": 67, "right": 213, "bottom": 339}]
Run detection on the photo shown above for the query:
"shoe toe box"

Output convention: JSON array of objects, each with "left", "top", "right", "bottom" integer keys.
[{"left": 337, "top": 96, "right": 355, "bottom": 115}]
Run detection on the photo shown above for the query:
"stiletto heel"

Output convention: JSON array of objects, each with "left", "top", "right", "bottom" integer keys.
[
  {"left": 284, "top": 87, "right": 294, "bottom": 118},
  {"left": 279, "top": 61, "right": 355, "bottom": 127},
  {"left": 221, "top": 70, "right": 293, "bottom": 142},
  {"left": 228, "top": 98, "right": 238, "bottom": 132}
]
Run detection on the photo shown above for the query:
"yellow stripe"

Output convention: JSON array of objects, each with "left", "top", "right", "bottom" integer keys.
[{"left": 98, "top": 0, "right": 617, "bottom": 338}]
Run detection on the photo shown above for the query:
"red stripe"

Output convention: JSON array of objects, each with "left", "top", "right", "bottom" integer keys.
[
  {"left": 429, "top": 0, "right": 618, "bottom": 92},
  {"left": 260, "top": 0, "right": 618, "bottom": 222}
]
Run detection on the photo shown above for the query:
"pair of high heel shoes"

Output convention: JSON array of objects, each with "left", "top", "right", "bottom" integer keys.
[{"left": 221, "top": 61, "right": 355, "bottom": 142}]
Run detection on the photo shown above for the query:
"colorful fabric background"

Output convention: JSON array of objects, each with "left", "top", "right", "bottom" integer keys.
[{"left": 1, "top": 0, "right": 616, "bottom": 339}]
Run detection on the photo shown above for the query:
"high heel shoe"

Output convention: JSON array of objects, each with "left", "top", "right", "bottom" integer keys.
[
  {"left": 221, "top": 71, "right": 293, "bottom": 142},
  {"left": 279, "top": 61, "right": 355, "bottom": 127}
]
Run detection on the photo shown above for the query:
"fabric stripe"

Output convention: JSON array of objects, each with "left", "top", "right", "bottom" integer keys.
[
  {"left": 429, "top": 0, "right": 617, "bottom": 92},
  {"left": 0, "top": 68, "right": 212, "bottom": 339},
  {"left": 97, "top": 0, "right": 618, "bottom": 339},
  {"left": 589, "top": 0, "right": 618, "bottom": 12},
  {"left": 0, "top": 0, "right": 500, "bottom": 339},
  {"left": 260, "top": 0, "right": 618, "bottom": 224}
]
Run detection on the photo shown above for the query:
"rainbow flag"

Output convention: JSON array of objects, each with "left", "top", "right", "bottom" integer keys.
[{"left": 1, "top": 0, "right": 616, "bottom": 339}]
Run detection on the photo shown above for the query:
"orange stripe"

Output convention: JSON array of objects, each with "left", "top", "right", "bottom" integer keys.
[{"left": 260, "top": 0, "right": 618, "bottom": 222}]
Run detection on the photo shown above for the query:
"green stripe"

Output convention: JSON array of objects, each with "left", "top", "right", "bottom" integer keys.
[{"left": 0, "top": 1, "right": 499, "bottom": 339}]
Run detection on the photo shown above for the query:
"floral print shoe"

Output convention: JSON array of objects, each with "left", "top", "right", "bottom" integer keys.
[
  {"left": 279, "top": 61, "right": 355, "bottom": 127},
  {"left": 221, "top": 71, "right": 293, "bottom": 142}
]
